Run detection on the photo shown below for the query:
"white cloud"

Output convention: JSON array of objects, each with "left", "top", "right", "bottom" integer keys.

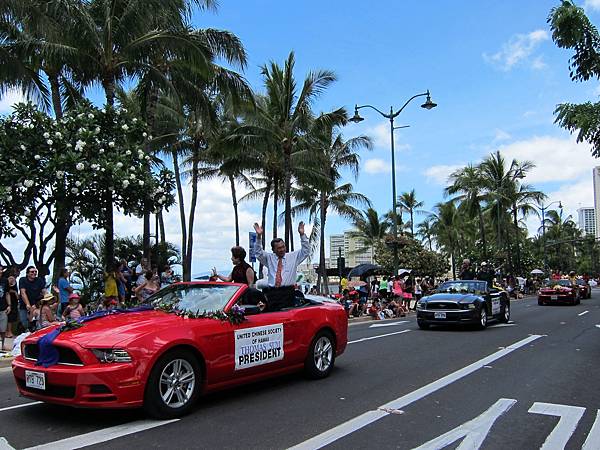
[
  {"left": 494, "top": 129, "right": 511, "bottom": 142},
  {"left": 423, "top": 164, "right": 464, "bottom": 186},
  {"left": 0, "top": 89, "right": 26, "bottom": 114},
  {"left": 483, "top": 29, "right": 549, "bottom": 71},
  {"left": 365, "top": 121, "right": 411, "bottom": 150},
  {"left": 585, "top": 0, "right": 600, "bottom": 11},
  {"left": 498, "top": 135, "right": 597, "bottom": 183},
  {"left": 364, "top": 158, "right": 390, "bottom": 174}
]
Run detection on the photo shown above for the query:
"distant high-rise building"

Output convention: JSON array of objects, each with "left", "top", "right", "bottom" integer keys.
[
  {"left": 329, "top": 231, "right": 373, "bottom": 269},
  {"left": 594, "top": 167, "right": 600, "bottom": 237},
  {"left": 578, "top": 207, "right": 596, "bottom": 236}
]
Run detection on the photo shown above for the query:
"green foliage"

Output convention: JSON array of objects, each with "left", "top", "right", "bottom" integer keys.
[
  {"left": 374, "top": 235, "right": 449, "bottom": 278},
  {"left": 0, "top": 102, "right": 176, "bottom": 238}
]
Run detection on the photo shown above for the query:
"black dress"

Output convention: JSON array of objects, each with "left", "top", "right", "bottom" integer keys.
[{"left": 231, "top": 262, "right": 254, "bottom": 285}]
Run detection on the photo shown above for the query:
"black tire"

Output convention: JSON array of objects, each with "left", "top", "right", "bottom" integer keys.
[
  {"left": 500, "top": 302, "right": 510, "bottom": 323},
  {"left": 304, "top": 330, "right": 336, "bottom": 379},
  {"left": 538, "top": 299, "right": 544, "bottom": 306},
  {"left": 477, "top": 306, "right": 488, "bottom": 330},
  {"left": 417, "top": 320, "right": 430, "bottom": 330},
  {"left": 144, "top": 349, "right": 202, "bottom": 419}
]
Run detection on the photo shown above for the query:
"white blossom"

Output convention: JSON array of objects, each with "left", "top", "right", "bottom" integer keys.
[
  {"left": 46, "top": 139, "right": 53, "bottom": 146},
  {"left": 142, "top": 132, "right": 147, "bottom": 138},
  {"left": 28, "top": 124, "right": 34, "bottom": 129},
  {"left": 122, "top": 108, "right": 127, "bottom": 113},
  {"left": 75, "top": 140, "right": 86, "bottom": 151},
  {"left": 88, "top": 113, "right": 94, "bottom": 119},
  {"left": 6, "top": 187, "right": 11, "bottom": 193},
  {"left": 5, "top": 195, "right": 12, "bottom": 202},
  {"left": 108, "top": 141, "right": 115, "bottom": 148},
  {"left": 54, "top": 132, "right": 62, "bottom": 138},
  {"left": 130, "top": 174, "right": 136, "bottom": 180},
  {"left": 122, "top": 180, "right": 130, "bottom": 188},
  {"left": 99, "top": 149, "right": 104, "bottom": 154},
  {"left": 145, "top": 155, "right": 150, "bottom": 161},
  {"left": 71, "top": 187, "right": 78, "bottom": 194},
  {"left": 116, "top": 162, "right": 123, "bottom": 169},
  {"left": 34, "top": 155, "right": 41, "bottom": 160},
  {"left": 156, "top": 187, "right": 163, "bottom": 193},
  {"left": 20, "top": 145, "right": 26, "bottom": 151},
  {"left": 125, "top": 150, "right": 132, "bottom": 156},
  {"left": 56, "top": 171, "right": 64, "bottom": 178},
  {"left": 101, "top": 168, "right": 105, "bottom": 172},
  {"left": 101, "top": 109, "right": 106, "bottom": 114},
  {"left": 95, "top": 127, "right": 100, "bottom": 134},
  {"left": 24, "top": 180, "right": 34, "bottom": 188},
  {"left": 76, "top": 163, "right": 84, "bottom": 171},
  {"left": 138, "top": 180, "right": 144, "bottom": 186},
  {"left": 122, "top": 124, "right": 129, "bottom": 131},
  {"left": 66, "top": 143, "right": 72, "bottom": 148},
  {"left": 75, "top": 181, "right": 82, "bottom": 187},
  {"left": 132, "top": 118, "right": 137, "bottom": 123},
  {"left": 43, "top": 132, "right": 50, "bottom": 139},
  {"left": 10, "top": 159, "right": 16, "bottom": 164}
]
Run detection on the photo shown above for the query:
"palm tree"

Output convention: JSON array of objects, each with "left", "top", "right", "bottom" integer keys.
[
  {"left": 445, "top": 164, "right": 489, "bottom": 259},
  {"left": 398, "top": 189, "right": 425, "bottom": 236},
  {"left": 290, "top": 122, "right": 371, "bottom": 293},
  {"left": 416, "top": 217, "right": 435, "bottom": 251},
  {"left": 237, "top": 52, "right": 339, "bottom": 246},
  {"left": 430, "top": 201, "right": 462, "bottom": 279},
  {"left": 541, "top": 209, "right": 581, "bottom": 271},
  {"left": 351, "top": 208, "right": 390, "bottom": 251}
]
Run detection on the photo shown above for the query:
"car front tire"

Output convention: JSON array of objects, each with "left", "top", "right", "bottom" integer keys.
[
  {"left": 417, "top": 320, "right": 430, "bottom": 330},
  {"left": 538, "top": 298, "right": 544, "bottom": 306},
  {"left": 500, "top": 302, "right": 510, "bottom": 323},
  {"left": 305, "top": 330, "right": 336, "bottom": 379},
  {"left": 144, "top": 349, "right": 202, "bottom": 419},
  {"left": 478, "top": 307, "right": 488, "bottom": 330}
]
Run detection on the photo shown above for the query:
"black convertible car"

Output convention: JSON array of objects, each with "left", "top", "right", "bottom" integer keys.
[{"left": 416, "top": 280, "right": 510, "bottom": 330}]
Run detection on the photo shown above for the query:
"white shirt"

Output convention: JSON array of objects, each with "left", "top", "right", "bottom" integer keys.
[{"left": 254, "top": 234, "right": 310, "bottom": 287}]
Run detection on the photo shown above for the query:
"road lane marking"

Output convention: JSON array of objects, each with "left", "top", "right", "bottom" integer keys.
[
  {"left": 22, "top": 419, "right": 179, "bottom": 450},
  {"left": 348, "top": 330, "right": 410, "bottom": 344},
  {"left": 414, "top": 398, "right": 517, "bottom": 450},
  {"left": 369, "top": 321, "right": 408, "bottom": 328},
  {"left": 596, "top": 325, "right": 600, "bottom": 329},
  {"left": 528, "top": 402, "right": 586, "bottom": 450},
  {"left": 582, "top": 409, "right": 600, "bottom": 450},
  {"left": 490, "top": 323, "right": 515, "bottom": 328},
  {"left": 578, "top": 311, "right": 589, "bottom": 316},
  {"left": 0, "top": 402, "right": 42, "bottom": 413},
  {"left": 289, "top": 334, "right": 543, "bottom": 450}
]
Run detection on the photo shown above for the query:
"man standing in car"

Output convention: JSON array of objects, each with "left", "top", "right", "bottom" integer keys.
[{"left": 253, "top": 221, "right": 310, "bottom": 311}]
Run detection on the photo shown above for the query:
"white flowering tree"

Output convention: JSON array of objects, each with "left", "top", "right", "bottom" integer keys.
[{"left": 0, "top": 102, "right": 175, "bottom": 277}]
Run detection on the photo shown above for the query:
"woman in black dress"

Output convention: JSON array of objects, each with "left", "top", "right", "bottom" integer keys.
[
  {"left": 213, "top": 246, "right": 255, "bottom": 286},
  {"left": 6, "top": 275, "right": 19, "bottom": 338}
]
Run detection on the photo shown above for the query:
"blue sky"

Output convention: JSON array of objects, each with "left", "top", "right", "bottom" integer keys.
[{"left": 3, "top": 0, "right": 600, "bottom": 273}]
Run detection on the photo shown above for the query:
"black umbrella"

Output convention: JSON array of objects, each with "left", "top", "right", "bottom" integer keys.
[{"left": 347, "top": 263, "right": 383, "bottom": 278}]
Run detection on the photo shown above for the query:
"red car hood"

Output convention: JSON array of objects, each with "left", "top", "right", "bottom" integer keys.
[
  {"left": 540, "top": 288, "right": 573, "bottom": 294},
  {"left": 51, "top": 311, "right": 190, "bottom": 348}
]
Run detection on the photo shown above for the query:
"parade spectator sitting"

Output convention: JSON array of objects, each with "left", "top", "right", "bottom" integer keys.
[
  {"left": 37, "top": 293, "right": 59, "bottom": 329},
  {"left": 161, "top": 265, "right": 176, "bottom": 287},
  {"left": 19, "top": 266, "right": 47, "bottom": 332},
  {"left": 62, "top": 293, "right": 84, "bottom": 320},
  {"left": 135, "top": 270, "right": 160, "bottom": 303},
  {"left": 368, "top": 298, "right": 385, "bottom": 320}
]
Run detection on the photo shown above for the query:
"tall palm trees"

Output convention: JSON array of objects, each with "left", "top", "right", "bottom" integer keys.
[{"left": 398, "top": 189, "right": 424, "bottom": 236}]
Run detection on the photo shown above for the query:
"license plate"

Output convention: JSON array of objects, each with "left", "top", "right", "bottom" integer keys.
[
  {"left": 25, "top": 370, "right": 45, "bottom": 390},
  {"left": 434, "top": 312, "right": 446, "bottom": 319},
  {"left": 551, "top": 295, "right": 558, "bottom": 300}
]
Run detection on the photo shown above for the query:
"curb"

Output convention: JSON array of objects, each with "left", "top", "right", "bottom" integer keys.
[{"left": 0, "top": 357, "right": 13, "bottom": 368}]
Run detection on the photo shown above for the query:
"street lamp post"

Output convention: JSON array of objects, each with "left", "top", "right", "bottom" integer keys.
[
  {"left": 349, "top": 91, "right": 437, "bottom": 275},
  {"left": 534, "top": 201, "right": 562, "bottom": 272}
]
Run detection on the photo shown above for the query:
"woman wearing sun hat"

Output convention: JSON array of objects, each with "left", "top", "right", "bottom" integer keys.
[{"left": 37, "top": 293, "right": 58, "bottom": 329}]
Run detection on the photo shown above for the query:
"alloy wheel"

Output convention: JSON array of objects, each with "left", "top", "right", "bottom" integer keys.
[
  {"left": 313, "top": 336, "right": 333, "bottom": 372},
  {"left": 159, "top": 358, "right": 196, "bottom": 408}
]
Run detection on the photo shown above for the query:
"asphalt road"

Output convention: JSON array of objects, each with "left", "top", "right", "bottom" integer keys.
[{"left": 1, "top": 292, "right": 600, "bottom": 449}]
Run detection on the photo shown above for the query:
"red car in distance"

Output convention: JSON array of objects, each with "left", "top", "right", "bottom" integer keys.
[
  {"left": 575, "top": 279, "right": 592, "bottom": 299},
  {"left": 538, "top": 279, "right": 581, "bottom": 306},
  {"left": 12, "top": 283, "right": 348, "bottom": 418}
]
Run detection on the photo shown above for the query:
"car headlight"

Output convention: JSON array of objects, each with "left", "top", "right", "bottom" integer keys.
[
  {"left": 417, "top": 301, "right": 427, "bottom": 309},
  {"left": 91, "top": 348, "right": 132, "bottom": 363}
]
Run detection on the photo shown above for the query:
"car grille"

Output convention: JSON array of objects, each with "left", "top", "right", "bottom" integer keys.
[
  {"left": 426, "top": 302, "right": 460, "bottom": 310},
  {"left": 17, "top": 378, "right": 76, "bottom": 399},
  {"left": 23, "top": 343, "right": 84, "bottom": 366}
]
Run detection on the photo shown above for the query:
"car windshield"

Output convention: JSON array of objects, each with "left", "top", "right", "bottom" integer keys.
[
  {"left": 576, "top": 279, "right": 587, "bottom": 285},
  {"left": 543, "top": 280, "right": 572, "bottom": 287},
  {"left": 436, "top": 281, "right": 487, "bottom": 294},
  {"left": 147, "top": 283, "right": 241, "bottom": 314}
]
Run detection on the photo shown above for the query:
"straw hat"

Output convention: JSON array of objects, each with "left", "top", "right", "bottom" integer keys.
[{"left": 40, "top": 293, "right": 55, "bottom": 303}]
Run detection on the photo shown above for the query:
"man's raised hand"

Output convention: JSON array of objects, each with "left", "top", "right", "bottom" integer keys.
[
  {"left": 253, "top": 223, "right": 263, "bottom": 235},
  {"left": 298, "top": 221, "right": 305, "bottom": 236}
]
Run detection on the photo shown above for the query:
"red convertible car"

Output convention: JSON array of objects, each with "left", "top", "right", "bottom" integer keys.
[
  {"left": 538, "top": 279, "right": 580, "bottom": 305},
  {"left": 12, "top": 283, "right": 347, "bottom": 418}
]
